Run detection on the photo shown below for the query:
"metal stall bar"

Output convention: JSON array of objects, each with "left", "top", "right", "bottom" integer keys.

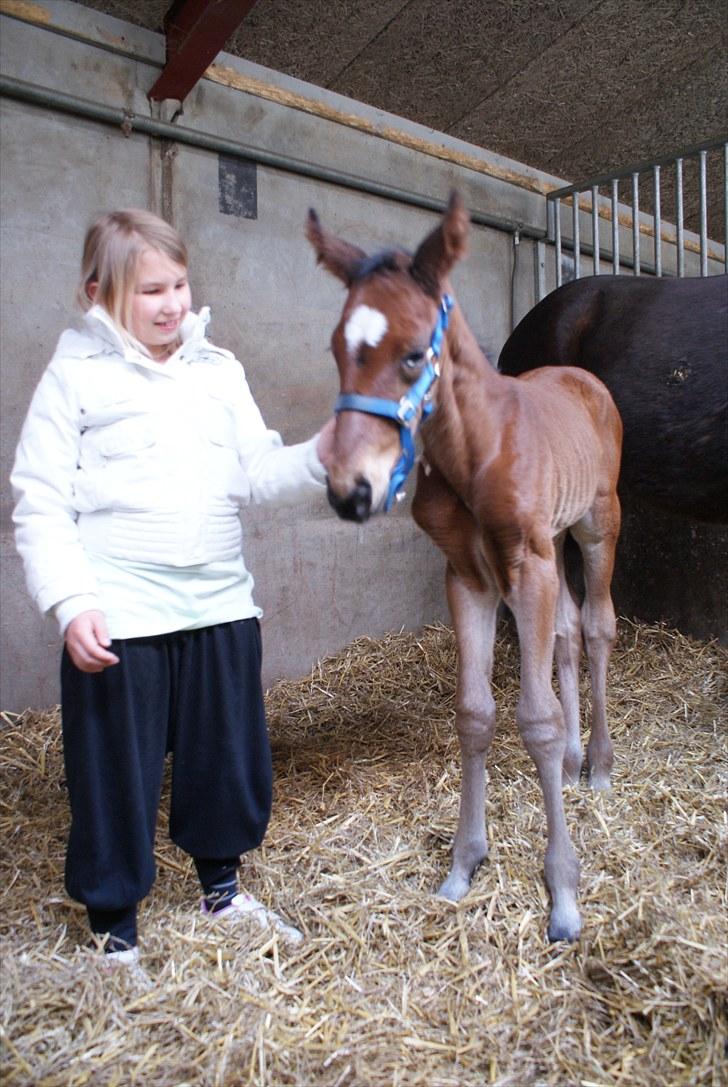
[
  {"left": 591, "top": 184, "right": 600, "bottom": 274},
  {"left": 545, "top": 136, "right": 726, "bottom": 287},
  {"left": 572, "top": 193, "right": 581, "bottom": 279},
  {"left": 725, "top": 143, "right": 728, "bottom": 273},
  {"left": 653, "top": 165, "right": 662, "bottom": 277},
  {"left": 631, "top": 172, "right": 640, "bottom": 274},
  {"left": 611, "top": 178, "right": 619, "bottom": 273},
  {"left": 699, "top": 149, "right": 708, "bottom": 276},
  {"left": 554, "top": 198, "right": 562, "bottom": 287},
  {"left": 675, "top": 156, "right": 685, "bottom": 277}
]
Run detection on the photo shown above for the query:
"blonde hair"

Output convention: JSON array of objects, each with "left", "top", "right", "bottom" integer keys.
[{"left": 77, "top": 209, "right": 188, "bottom": 350}]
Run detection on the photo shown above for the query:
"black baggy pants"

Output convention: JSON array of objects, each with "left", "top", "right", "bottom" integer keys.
[{"left": 60, "top": 618, "right": 272, "bottom": 913}]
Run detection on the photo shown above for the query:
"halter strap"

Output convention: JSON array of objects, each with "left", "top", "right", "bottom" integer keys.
[{"left": 334, "top": 294, "right": 453, "bottom": 511}]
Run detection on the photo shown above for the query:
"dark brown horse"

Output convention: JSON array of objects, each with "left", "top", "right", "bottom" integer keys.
[
  {"left": 498, "top": 274, "right": 727, "bottom": 524},
  {"left": 307, "top": 193, "right": 623, "bottom": 941}
]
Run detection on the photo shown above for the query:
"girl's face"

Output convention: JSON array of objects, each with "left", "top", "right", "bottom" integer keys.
[{"left": 131, "top": 247, "right": 191, "bottom": 357}]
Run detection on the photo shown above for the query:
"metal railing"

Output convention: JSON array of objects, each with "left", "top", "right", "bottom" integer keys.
[{"left": 545, "top": 137, "right": 727, "bottom": 289}]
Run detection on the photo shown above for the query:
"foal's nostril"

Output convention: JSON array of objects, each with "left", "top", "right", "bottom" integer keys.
[
  {"left": 327, "top": 477, "right": 372, "bottom": 523},
  {"left": 351, "top": 477, "right": 373, "bottom": 521}
]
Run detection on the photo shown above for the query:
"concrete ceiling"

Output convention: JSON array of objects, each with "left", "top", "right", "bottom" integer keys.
[{"left": 77, "top": 0, "right": 727, "bottom": 238}]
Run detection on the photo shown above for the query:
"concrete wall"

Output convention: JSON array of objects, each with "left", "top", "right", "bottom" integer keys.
[
  {"left": 0, "top": 3, "right": 554, "bottom": 711},
  {"left": 1, "top": 4, "right": 724, "bottom": 712}
]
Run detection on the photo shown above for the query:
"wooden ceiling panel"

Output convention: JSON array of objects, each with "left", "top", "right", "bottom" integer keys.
[
  {"left": 448, "top": 0, "right": 724, "bottom": 167},
  {"left": 326, "top": 0, "right": 598, "bottom": 136},
  {"left": 227, "top": 0, "right": 409, "bottom": 89}
]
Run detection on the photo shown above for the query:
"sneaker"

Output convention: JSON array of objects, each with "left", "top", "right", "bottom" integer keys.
[
  {"left": 200, "top": 891, "right": 303, "bottom": 945},
  {"left": 103, "top": 945, "right": 152, "bottom": 988}
]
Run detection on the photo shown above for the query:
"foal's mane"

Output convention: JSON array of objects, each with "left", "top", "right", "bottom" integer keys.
[
  {"left": 352, "top": 247, "right": 443, "bottom": 304},
  {"left": 351, "top": 249, "right": 412, "bottom": 282}
]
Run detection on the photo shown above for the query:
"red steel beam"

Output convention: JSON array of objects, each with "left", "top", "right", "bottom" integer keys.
[{"left": 149, "top": 0, "right": 258, "bottom": 102}]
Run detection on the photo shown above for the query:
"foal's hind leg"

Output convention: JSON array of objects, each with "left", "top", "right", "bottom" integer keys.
[
  {"left": 572, "top": 494, "right": 620, "bottom": 790},
  {"left": 438, "top": 565, "right": 499, "bottom": 902},
  {"left": 554, "top": 533, "right": 583, "bottom": 785}
]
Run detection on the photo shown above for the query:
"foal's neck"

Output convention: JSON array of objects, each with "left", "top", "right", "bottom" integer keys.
[
  {"left": 446, "top": 308, "right": 498, "bottom": 386},
  {"left": 423, "top": 305, "right": 509, "bottom": 494},
  {"left": 436, "top": 305, "right": 505, "bottom": 422}
]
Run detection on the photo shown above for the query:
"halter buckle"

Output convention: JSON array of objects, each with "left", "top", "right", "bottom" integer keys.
[{"left": 396, "top": 397, "right": 416, "bottom": 423}]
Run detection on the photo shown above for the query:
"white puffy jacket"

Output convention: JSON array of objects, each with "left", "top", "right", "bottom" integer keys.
[{"left": 11, "top": 305, "right": 326, "bottom": 622}]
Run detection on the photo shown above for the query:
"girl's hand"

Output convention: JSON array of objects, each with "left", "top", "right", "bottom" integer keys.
[{"left": 65, "top": 610, "right": 120, "bottom": 673}]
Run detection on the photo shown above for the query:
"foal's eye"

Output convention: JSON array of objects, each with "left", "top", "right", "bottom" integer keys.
[{"left": 401, "top": 350, "right": 425, "bottom": 375}]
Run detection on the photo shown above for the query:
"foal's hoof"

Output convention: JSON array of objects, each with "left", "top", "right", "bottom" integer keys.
[
  {"left": 547, "top": 906, "right": 582, "bottom": 943},
  {"left": 562, "top": 748, "right": 584, "bottom": 786},
  {"left": 437, "top": 850, "right": 487, "bottom": 902},
  {"left": 588, "top": 769, "right": 611, "bottom": 791},
  {"left": 437, "top": 872, "right": 471, "bottom": 903}
]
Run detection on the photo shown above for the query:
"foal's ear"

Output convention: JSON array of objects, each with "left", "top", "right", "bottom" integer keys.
[
  {"left": 306, "top": 209, "right": 368, "bottom": 287},
  {"left": 410, "top": 191, "right": 470, "bottom": 297}
]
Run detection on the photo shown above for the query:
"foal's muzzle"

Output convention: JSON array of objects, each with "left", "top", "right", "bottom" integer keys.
[{"left": 327, "top": 477, "right": 372, "bottom": 523}]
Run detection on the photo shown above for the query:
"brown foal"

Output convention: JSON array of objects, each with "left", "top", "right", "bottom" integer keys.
[{"left": 307, "top": 192, "right": 622, "bottom": 941}]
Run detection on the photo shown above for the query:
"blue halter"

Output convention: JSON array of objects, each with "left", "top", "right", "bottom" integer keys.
[{"left": 334, "top": 294, "right": 453, "bottom": 511}]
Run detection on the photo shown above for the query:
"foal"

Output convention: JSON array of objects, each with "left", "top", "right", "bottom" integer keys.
[{"left": 307, "top": 193, "right": 622, "bottom": 941}]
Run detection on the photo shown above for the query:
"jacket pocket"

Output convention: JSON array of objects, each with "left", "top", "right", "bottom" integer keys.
[
  {"left": 83, "top": 415, "right": 156, "bottom": 459},
  {"left": 204, "top": 393, "right": 251, "bottom": 504},
  {"left": 205, "top": 391, "right": 238, "bottom": 450},
  {"left": 74, "top": 416, "right": 161, "bottom": 513},
  {"left": 81, "top": 394, "right": 150, "bottom": 428}
]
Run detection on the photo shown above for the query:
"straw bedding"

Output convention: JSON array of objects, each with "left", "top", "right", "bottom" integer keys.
[{"left": 1, "top": 619, "right": 726, "bottom": 1086}]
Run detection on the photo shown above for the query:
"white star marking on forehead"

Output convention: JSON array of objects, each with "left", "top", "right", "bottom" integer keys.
[{"left": 344, "top": 305, "right": 388, "bottom": 357}]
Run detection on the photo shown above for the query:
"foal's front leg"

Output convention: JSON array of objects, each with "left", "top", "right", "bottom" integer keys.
[
  {"left": 438, "top": 566, "right": 499, "bottom": 902},
  {"left": 509, "top": 551, "right": 581, "bottom": 941}
]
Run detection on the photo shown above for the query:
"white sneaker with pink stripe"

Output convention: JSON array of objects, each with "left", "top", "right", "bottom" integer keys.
[{"left": 200, "top": 891, "right": 303, "bottom": 945}]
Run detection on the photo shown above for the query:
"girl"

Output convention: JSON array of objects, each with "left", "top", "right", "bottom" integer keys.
[{"left": 11, "top": 208, "right": 333, "bottom": 973}]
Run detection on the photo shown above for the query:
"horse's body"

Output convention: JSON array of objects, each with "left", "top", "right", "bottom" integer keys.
[
  {"left": 308, "top": 194, "right": 622, "bottom": 941},
  {"left": 498, "top": 274, "right": 728, "bottom": 523}
]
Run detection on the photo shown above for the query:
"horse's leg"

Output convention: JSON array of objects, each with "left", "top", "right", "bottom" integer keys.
[
  {"left": 554, "top": 533, "right": 583, "bottom": 785},
  {"left": 412, "top": 463, "right": 499, "bottom": 901},
  {"left": 572, "top": 494, "right": 620, "bottom": 790},
  {"left": 508, "top": 549, "right": 581, "bottom": 941},
  {"left": 438, "top": 564, "right": 499, "bottom": 902}
]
